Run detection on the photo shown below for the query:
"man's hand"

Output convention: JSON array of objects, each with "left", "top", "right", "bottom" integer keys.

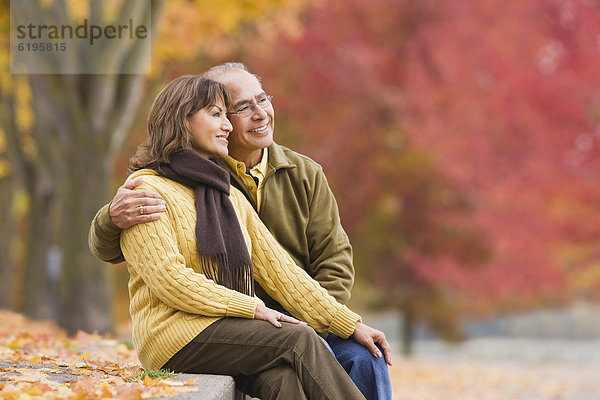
[
  {"left": 352, "top": 322, "right": 392, "bottom": 366},
  {"left": 254, "top": 304, "right": 305, "bottom": 328},
  {"left": 109, "top": 177, "right": 166, "bottom": 229}
]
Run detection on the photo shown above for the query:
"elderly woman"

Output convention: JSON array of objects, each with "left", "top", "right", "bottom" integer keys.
[{"left": 119, "top": 75, "right": 390, "bottom": 400}]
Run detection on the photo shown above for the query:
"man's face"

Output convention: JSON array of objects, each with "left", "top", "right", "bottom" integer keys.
[{"left": 215, "top": 70, "right": 275, "bottom": 159}]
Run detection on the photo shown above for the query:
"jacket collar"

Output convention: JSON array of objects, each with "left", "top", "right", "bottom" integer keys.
[
  {"left": 216, "top": 142, "right": 295, "bottom": 173},
  {"left": 265, "top": 143, "right": 296, "bottom": 173}
]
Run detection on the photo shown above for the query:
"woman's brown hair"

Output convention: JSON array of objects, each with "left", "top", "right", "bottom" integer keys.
[{"left": 129, "top": 75, "right": 231, "bottom": 172}]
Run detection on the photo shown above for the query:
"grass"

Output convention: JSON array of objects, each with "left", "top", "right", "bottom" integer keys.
[{"left": 137, "top": 369, "right": 178, "bottom": 380}]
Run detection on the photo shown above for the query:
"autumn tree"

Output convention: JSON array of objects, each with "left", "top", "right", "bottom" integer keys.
[
  {"left": 399, "top": 0, "right": 600, "bottom": 308},
  {"left": 0, "top": 4, "right": 15, "bottom": 308},
  {"left": 242, "top": 0, "right": 600, "bottom": 351},
  {"left": 0, "top": 6, "right": 54, "bottom": 313}
]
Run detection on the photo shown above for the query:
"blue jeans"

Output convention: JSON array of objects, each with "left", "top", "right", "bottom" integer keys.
[
  {"left": 282, "top": 310, "right": 392, "bottom": 399},
  {"left": 326, "top": 333, "right": 392, "bottom": 400}
]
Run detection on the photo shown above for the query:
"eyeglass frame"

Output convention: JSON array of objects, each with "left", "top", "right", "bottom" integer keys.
[{"left": 226, "top": 95, "right": 273, "bottom": 118}]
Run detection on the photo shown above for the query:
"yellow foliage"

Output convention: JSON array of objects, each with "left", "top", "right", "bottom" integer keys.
[
  {"left": 0, "top": 68, "right": 12, "bottom": 93},
  {"left": 569, "top": 264, "right": 600, "bottom": 293},
  {"left": 0, "top": 160, "right": 10, "bottom": 179},
  {"left": 64, "top": 0, "right": 123, "bottom": 22},
  {"left": 15, "top": 79, "right": 34, "bottom": 132},
  {"left": 65, "top": 0, "right": 89, "bottom": 21},
  {"left": 39, "top": 0, "right": 55, "bottom": 8},
  {"left": 0, "top": 0, "right": 313, "bottom": 78},
  {"left": 0, "top": 11, "right": 9, "bottom": 80},
  {"left": 104, "top": 0, "right": 128, "bottom": 21},
  {"left": 13, "top": 190, "right": 30, "bottom": 218},
  {"left": 0, "top": 126, "right": 6, "bottom": 153},
  {"left": 154, "top": 0, "right": 309, "bottom": 66},
  {"left": 0, "top": 0, "right": 315, "bottom": 166},
  {"left": 558, "top": 244, "right": 600, "bottom": 294},
  {"left": 13, "top": 79, "right": 37, "bottom": 160}
]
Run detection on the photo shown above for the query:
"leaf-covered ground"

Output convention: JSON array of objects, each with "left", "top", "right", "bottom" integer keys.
[
  {"left": 389, "top": 355, "right": 600, "bottom": 400},
  {"left": 0, "top": 310, "right": 198, "bottom": 399},
  {"left": 2, "top": 310, "right": 599, "bottom": 399}
]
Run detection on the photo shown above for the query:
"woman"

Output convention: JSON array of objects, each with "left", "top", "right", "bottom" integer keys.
[{"left": 120, "top": 75, "right": 391, "bottom": 400}]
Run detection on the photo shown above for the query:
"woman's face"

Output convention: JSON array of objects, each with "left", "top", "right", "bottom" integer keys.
[{"left": 187, "top": 100, "right": 233, "bottom": 159}]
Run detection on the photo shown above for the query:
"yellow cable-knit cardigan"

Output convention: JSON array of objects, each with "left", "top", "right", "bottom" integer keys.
[{"left": 120, "top": 169, "right": 362, "bottom": 370}]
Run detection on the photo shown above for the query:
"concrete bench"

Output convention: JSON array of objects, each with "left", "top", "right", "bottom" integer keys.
[
  {"left": 165, "top": 373, "right": 257, "bottom": 400},
  {"left": 162, "top": 373, "right": 237, "bottom": 399}
]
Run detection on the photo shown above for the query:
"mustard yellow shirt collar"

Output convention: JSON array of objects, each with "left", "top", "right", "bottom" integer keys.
[
  {"left": 224, "top": 149, "right": 268, "bottom": 177},
  {"left": 254, "top": 148, "right": 269, "bottom": 178},
  {"left": 224, "top": 149, "right": 269, "bottom": 210}
]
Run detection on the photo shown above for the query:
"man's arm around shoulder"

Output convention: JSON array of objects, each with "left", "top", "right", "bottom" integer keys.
[{"left": 88, "top": 177, "right": 165, "bottom": 264}]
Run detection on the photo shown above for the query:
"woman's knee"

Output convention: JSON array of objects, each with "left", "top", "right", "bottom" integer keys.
[
  {"left": 239, "top": 365, "right": 305, "bottom": 400},
  {"left": 283, "top": 324, "right": 337, "bottom": 369},
  {"left": 285, "top": 323, "right": 325, "bottom": 348},
  {"left": 263, "top": 366, "right": 305, "bottom": 400}
]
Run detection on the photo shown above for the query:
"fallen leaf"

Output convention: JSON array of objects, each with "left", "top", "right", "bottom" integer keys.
[
  {"left": 71, "top": 375, "right": 97, "bottom": 397},
  {"left": 27, "top": 355, "right": 41, "bottom": 364},
  {"left": 183, "top": 377, "right": 197, "bottom": 386},
  {"left": 100, "top": 385, "right": 113, "bottom": 398},
  {"left": 143, "top": 374, "right": 156, "bottom": 386},
  {"left": 115, "top": 385, "right": 144, "bottom": 400}
]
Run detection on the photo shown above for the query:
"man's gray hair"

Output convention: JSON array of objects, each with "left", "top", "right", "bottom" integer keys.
[{"left": 204, "top": 62, "right": 262, "bottom": 83}]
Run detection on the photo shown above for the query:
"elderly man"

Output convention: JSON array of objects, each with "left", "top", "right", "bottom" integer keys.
[{"left": 89, "top": 63, "right": 392, "bottom": 400}]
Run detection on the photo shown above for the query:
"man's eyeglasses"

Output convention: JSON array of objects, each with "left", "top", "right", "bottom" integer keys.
[{"left": 227, "top": 95, "right": 273, "bottom": 118}]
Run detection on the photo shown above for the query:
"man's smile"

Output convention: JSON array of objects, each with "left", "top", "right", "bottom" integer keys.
[{"left": 249, "top": 124, "right": 269, "bottom": 133}]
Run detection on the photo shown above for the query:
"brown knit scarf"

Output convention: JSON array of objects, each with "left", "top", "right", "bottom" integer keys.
[{"left": 150, "top": 149, "right": 254, "bottom": 296}]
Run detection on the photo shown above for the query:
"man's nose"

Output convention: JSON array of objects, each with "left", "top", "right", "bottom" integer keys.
[{"left": 252, "top": 104, "right": 268, "bottom": 119}]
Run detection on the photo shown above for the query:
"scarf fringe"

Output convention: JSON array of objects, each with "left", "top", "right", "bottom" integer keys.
[{"left": 200, "top": 254, "right": 255, "bottom": 297}]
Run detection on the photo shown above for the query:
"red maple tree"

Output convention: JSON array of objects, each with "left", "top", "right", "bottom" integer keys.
[{"left": 240, "top": 0, "right": 600, "bottom": 350}]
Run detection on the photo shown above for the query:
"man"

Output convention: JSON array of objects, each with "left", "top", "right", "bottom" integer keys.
[{"left": 89, "top": 63, "right": 392, "bottom": 399}]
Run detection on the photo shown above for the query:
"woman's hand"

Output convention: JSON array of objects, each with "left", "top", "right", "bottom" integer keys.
[
  {"left": 353, "top": 322, "right": 393, "bottom": 366},
  {"left": 254, "top": 305, "right": 305, "bottom": 328}
]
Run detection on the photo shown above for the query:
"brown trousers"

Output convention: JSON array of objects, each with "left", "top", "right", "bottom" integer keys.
[{"left": 162, "top": 318, "right": 366, "bottom": 400}]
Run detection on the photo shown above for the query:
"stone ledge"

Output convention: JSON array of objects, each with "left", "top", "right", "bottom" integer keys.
[{"left": 157, "top": 373, "right": 239, "bottom": 400}]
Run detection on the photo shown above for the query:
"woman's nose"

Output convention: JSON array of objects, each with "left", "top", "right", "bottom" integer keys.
[{"left": 223, "top": 117, "right": 233, "bottom": 132}]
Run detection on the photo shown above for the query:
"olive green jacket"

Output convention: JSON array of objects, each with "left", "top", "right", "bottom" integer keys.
[{"left": 88, "top": 143, "right": 354, "bottom": 308}]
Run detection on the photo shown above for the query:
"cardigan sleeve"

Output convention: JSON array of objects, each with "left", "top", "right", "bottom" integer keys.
[
  {"left": 235, "top": 191, "right": 361, "bottom": 338},
  {"left": 88, "top": 203, "right": 126, "bottom": 264},
  {"left": 120, "top": 179, "right": 258, "bottom": 320}
]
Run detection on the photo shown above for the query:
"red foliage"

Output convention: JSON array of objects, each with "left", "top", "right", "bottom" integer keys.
[{"left": 243, "top": 0, "right": 600, "bottom": 314}]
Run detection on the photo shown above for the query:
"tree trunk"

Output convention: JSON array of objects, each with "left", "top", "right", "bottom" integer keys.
[
  {"left": 21, "top": 164, "right": 56, "bottom": 319},
  {"left": 57, "top": 145, "right": 113, "bottom": 335},
  {"left": 0, "top": 175, "right": 15, "bottom": 308},
  {"left": 401, "top": 304, "right": 416, "bottom": 356},
  {"left": 2, "top": 87, "right": 57, "bottom": 315}
]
